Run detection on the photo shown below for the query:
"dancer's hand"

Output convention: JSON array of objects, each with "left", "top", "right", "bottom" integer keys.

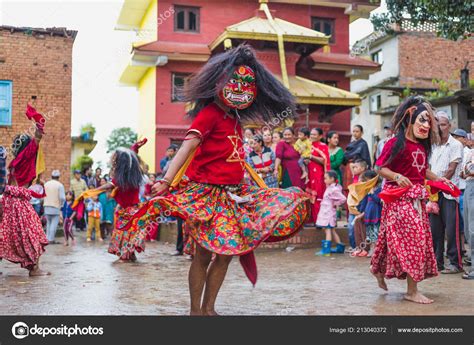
[
  {"left": 395, "top": 174, "right": 412, "bottom": 187},
  {"left": 152, "top": 181, "right": 170, "bottom": 196}
]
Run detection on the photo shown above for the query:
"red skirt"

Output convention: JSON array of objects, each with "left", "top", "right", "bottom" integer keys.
[
  {"left": 0, "top": 185, "right": 48, "bottom": 269},
  {"left": 370, "top": 184, "right": 438, "bottom": 282}
]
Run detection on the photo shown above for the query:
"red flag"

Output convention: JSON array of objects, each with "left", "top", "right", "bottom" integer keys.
[
  {"left": 25, "top": 104, "right": 45, "bottom": 133},
  {"left": 130, "top": 138, "right": 148, "bottom": 153}
]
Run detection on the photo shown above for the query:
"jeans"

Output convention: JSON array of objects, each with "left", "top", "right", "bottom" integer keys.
[
  {"left": 45, "top": 214, "right": 60, "bottom": 242},
  {"left": 348, "top": 213, "right": 356, "bottom": 249}
]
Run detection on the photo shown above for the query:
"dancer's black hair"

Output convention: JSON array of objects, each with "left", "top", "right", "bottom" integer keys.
[
  {"left": 12, "top": 134, "right": 32, "bottom": 158},
  {"left": 111, "top": 148, "right": 144, "bottom": 191},
  {"left": 380, "top": 96, "right": 439, "bottom": 167},
  {"left": 183, "top": 44, "right": 297, "bottom": 123}
]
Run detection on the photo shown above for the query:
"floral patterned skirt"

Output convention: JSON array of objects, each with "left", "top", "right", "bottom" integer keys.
[
  {"left": 0, "top": 185, "right": 48, "bottom": 269},
  {"left": 370, "top": 184, "right": 438, "bottom": 282},
  {"left": 116, "top": 179, "right": 310, "bottom": 256},
  {"left": 108, "top": 205, "right": 147, "bottom": 260}
]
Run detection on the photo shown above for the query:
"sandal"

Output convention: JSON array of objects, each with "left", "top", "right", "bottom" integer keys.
[
  {"left": 350, "top": 249, "right": 361, "bottom": 257},
  {"left": 356, "top": 250, "right": 368, "bottom": 257}
]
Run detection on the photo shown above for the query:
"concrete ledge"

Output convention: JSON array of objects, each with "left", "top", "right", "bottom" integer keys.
[{"left": 157, "top": 222, "right": 350, "bottom": 249}]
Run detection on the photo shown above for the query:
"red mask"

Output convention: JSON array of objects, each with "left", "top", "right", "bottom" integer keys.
[{"left": 218, "top": 65, "right": 256, "bottom": 109}]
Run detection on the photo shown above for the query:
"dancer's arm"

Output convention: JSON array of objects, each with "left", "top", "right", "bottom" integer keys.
[
  {"left": 425, "top": 169, "right": 443, "bottom": 181},
  {"left": 152, "top": 136, "right": 201, "bottom": 195},
  {"left": 376, "top": 166, "right": 413, "bottom": 187}
]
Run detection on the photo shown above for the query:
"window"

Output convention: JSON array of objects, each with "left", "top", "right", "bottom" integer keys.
[
  {"left": 370, "top": 93, "right": 382, "bottom": 112},
  {"left": 318, "top": 80, "right": 338, "bottom": 88},
  {"left": 312, "top": 17, "right": 335, "bottom": 43},
  {"left": 174, "top": 6, "right": 200, "bottom": 32},
  {"left": 0, "top": 81, "right": 12, "bottom": 126},
  {"left": 171, "top": 73, "right": 191, "bottom": 102},
  {"left": 371, "top": 50, "right": 383, "bottom": 64}
]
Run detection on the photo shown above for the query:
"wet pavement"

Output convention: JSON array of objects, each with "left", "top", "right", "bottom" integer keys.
[{"left": 1, "top": 232, "right": 473, "bottom": 315}]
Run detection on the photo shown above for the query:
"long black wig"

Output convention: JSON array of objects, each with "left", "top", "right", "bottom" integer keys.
[
  {"left": 182, "top": 44, "right": 297, "bottom": 123},
  {"left": 111, "top": 148, "right": 144, "bottom": 191},
  {"left": 380, "top": 95, "right": 439, "bottom": 167}
]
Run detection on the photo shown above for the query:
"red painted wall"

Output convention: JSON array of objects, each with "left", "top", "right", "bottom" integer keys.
[{"left": 154, "top": 0, "right": 353, "bottom": 170}]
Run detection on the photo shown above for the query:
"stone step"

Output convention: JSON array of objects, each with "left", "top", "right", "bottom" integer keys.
[{"left": 156, "top": 222, "right": 350, "bottom": 250}]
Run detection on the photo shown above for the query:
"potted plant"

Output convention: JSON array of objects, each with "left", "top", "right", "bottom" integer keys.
[{"left": 80, "top": 123, "right": 96, "bottom": 141}]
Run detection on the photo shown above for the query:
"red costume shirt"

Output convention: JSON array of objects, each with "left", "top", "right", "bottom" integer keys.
[
  {"left": 186, "top": 103, "right": 244, "bottom": 185},
  {"left": 112, "top": 178, "right": 139, "bottom": 208},
  {"left": 375, "top": 137, "right": 427, "bottom": 185}
]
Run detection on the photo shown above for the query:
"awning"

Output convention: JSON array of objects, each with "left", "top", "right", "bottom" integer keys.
[
  {"left": 115, "top": 0, "right": 154, "bottom": 30},
  {"left": 275, "top": 75, "right": 361, "bottom": 106},
  {"left": 210, "top": 15, "right": 329, "bottom": 51}
]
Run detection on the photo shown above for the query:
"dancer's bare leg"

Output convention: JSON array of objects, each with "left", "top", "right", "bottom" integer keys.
[
  {"left": 29, "top": 260, "right": 51, "bottom": 276},
  {"left": 404, "top": 275, "right": 433, "bottom": 304},
  {"left": 371, "top": 266, "right": 388, "bottom": 291},
  {"left": 188, "top": 245, "right": 212, "bottom": 315},
  {"left": 201, "top": 254, "right": 233, "bottom": 316}
]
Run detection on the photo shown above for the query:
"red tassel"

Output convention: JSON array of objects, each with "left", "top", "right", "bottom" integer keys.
[{"left": 239, "top": 252, "right": 258, "bottom": 286}]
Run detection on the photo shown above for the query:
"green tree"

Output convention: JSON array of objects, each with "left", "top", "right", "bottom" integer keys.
[
  {"left": 106, "top": 127, "right": 138, "bottom": 153},
  {"left": 371, "top": 0, "right": 473, "bottom": 41},
  {"left": 72, "top": 155, "right": 93, "bottom": 173}
]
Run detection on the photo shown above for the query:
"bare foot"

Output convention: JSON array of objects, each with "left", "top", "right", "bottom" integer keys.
[
  {"left": 190, "top": 310, "right": 202, "bottom": 316},
  {"left": 63, "top": 241, "right": 69, "bottom": 246},
  {"left": 29, "top": 269, "right": 51, "bottom": 277},
  {"left": 404, "top": 292, "right": 434, "bottom": 304},
  {"left": 403, "top": 292, "right": 434, "bottom": 304},
  {"left": 372, "top": 272, "right": 388, "bottom": 291},
  {"left": 99, "top": 238, "right": 104, "bottom": 242},
  {"left": 201, "top": 309, "right": 219, "bottom": 316},
  {"left": 72, "top": 239, "right": 76, "bottom": 246}
]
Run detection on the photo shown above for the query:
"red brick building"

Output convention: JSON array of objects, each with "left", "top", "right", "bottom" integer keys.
[
  {"left": 351, "top": 21, "right": 474, "bottom": 156},
  {"left": 116, "top": 0, "right": 380, "bottom": 172},
  {"left": 0, "top": 26, "right": 76, "bottom": 187}
]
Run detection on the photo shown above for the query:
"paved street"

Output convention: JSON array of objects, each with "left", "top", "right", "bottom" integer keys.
[{"left": 1, "top": 232, "right": 473, "bottom": 316}]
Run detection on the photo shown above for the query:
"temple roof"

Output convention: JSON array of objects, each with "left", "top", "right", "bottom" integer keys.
[
  {"left": 275, "top": 75, "right": 361, "bottom": 106},
  {"left": 210, "top": 15, "right": 329, "bottom": 51},
  {"left": 135, "top": 41, "right": 211, "bottom": 61},
  {"left": 311, "top": 52, "right": 380, "bottom": 70}
]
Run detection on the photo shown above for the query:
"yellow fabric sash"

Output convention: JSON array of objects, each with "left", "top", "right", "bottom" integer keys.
[
  {"left": 347, "top": 175, "right": 379, "bottom": 215},
  {"left": 72, "top": 188, "right": 104, "bottom": 208}
]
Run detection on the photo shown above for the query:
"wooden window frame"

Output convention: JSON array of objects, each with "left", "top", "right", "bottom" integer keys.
[
  {"left": 311, "top": 17, "right": 335, "bottom": 43},
  {"left": 174, "top": 5, "right": 200, "bottom": 33}
]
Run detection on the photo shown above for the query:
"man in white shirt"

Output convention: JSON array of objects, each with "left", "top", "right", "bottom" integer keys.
[
  {"left": 44, "top": 170, "right": 66, "bottom": 244},
  {"left": 429, "top": 112, "right": 464, "bottom": 274}
]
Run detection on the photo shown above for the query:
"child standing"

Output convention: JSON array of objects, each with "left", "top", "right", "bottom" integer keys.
[
  {"left": 294, "top": 127, "right": 312, "bottom": 184},
  {"left": 352, "top": 171, "right": 381, "bottom": 257},
  {"left": 99, "top": 190, "right": 117, "bottom": 239},
  {"left": 86, "top": 195, "right": 102, "bottom": 242},
  {"left": 61, "top": 191, "right": 76, "bottom": 246},
  {"left": 347, "top": 159, "right": 368, "bottom": 249},
  {"left": 315, "top": 171, "right": 347, "bottom": 256}
]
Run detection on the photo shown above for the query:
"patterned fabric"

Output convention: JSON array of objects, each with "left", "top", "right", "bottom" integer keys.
[
  {"left": 108, "top": 204, "right": 147, "bottom": 260},
  {"left": 293, "top": 138, "right": 312, "bottom": 159},
  {"left": 116, "top": 178, "right": 309, "bottom": 256},
  {"left": 0, "top": 185, "right": 48, "bottom": 269},
  {"left": 247, "top": 147, "right": 278, "bottom": 188},
  {"left": 370, "top": 184, "right": 438, "bottom": 282},
  {"left": 307, "top": 141, "right": 331, "bottom": 223},
  {"left": 0, "top": 146, "right": 6, "bottom": 194}
]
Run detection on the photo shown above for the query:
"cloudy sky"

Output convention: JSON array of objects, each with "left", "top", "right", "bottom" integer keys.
[{"left": 0, "top": 0, "right": 386, "bottom": 167}]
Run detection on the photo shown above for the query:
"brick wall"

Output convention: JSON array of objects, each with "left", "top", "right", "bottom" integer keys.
[
  {"left": 0, "top": 29, "right": 75, "bottom": 188},
  {"left": 398, "top": 32, "right": 474, "bottom": 89}
]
